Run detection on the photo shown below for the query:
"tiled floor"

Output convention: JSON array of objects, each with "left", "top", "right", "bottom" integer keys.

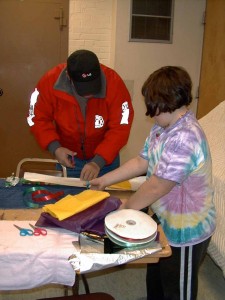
[
  {"left": 79, "top": 254, "right": 225, "bottom": 300},
  {"left": 0, "top": 255, "right": 224, "bottom": 299},
  {"left": 198, "top": 254, "right": 225, "bottom": 300}
]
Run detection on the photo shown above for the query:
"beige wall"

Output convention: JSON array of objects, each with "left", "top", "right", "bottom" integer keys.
[
  {"left": 68, "top": 0, "right": 115, "bottom": 66},
  {"left": 68, "top": 0, "right": 206, "bottom": 163}
]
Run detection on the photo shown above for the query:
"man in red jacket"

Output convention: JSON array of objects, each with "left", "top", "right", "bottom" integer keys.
[{"left": 27, "top": 50, "right": 134, "bottom": 180}]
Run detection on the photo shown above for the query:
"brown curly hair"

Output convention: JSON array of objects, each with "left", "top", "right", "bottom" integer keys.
[{"left": 142, "top": 66, "right": 193, "bottom": 118}]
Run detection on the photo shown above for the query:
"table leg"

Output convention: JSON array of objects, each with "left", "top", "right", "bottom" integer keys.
[{"left": 72, "top": 274, "right": 90, "bottom": 295}]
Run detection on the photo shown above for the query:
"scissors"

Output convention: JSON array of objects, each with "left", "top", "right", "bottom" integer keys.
[
  {"left": 13, "top": 224, "right": 47, "bottom": 236},
  {"left": 29, "top": 223, "right": 47, "bottom": 236},
  {"left": 14, "top": 224, "right": 34, "bottom": 236}
]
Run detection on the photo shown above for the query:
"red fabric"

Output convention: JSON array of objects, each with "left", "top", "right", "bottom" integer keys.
[{"left": 29, "top": 63, "right": 134, "bottom": 165}]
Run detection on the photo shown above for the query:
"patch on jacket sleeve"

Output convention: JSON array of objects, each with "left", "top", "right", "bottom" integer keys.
[
  {"left": 120, "top": 101, "right": 130, "bottom": 124},
  {"left": 27, "top": 88, "right": 39, "bottom": 126}
]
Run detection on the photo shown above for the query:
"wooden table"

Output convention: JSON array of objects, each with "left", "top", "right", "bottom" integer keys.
[
  {"left": 0, "top": 188, "right": 171, "bottom": 297},
  {"left": 0, "top": 189, "right": 171, "bottom": 264}
]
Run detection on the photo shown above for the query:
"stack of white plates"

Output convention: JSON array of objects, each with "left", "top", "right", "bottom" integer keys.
[{"left": 104, "top": 209, "right": 157, "bottom": 248}]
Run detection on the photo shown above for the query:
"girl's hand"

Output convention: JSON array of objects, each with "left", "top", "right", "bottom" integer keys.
[
  {"left": 89, "top": 177, "right": 106, "bottom": 190},
  {"left": 118, "top": 198, "right": 129, "bottom": 210}
]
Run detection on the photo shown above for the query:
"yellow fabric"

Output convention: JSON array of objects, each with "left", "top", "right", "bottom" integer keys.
[
  {"left": 108, "top": 180, "right": 131, "bottom": 190},
  {"left": 42, "top": 190, "right": 110, "bottom": 220}
]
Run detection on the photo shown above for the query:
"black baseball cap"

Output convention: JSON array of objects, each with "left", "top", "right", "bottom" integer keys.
[{"left": 67, "top": 50, "right": 101, "bottom": 96}]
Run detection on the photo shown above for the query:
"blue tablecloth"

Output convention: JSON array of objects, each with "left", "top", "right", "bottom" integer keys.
[{"left": 0, "top": 179, "right": 85, "bottom": 209}]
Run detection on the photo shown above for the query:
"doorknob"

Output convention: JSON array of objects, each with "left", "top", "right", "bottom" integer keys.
[
  {"left": 54, "top": 8, "right": 67, "bottom": 30},
  {"left": 0, "top": 88, "right": 3, "bottom": 96}
]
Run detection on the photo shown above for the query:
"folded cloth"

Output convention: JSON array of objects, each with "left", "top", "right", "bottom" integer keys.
[
  {"left": 36, "top": 196, "right": 122, "bottom": 236},
  {"left": 0, "top": 221, "right": 78, "bottom": 290},
  {"left": 43, "top": 190, "right": 110, "bottom": 220}
]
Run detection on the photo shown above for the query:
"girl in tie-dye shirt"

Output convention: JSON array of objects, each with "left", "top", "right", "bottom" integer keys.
[
  {"left": 90, "top": 66, "right": 216, "bottom": 300},
  {"left": 140, "top": 110, "right": 215, "bottom": 247}
]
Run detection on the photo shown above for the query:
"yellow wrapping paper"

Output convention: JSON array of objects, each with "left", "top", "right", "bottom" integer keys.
[
  {"left": 108, "top": 180, "right": 131, "bottom": 190},
  {"left": 42, "top": 190, "right": 110, "bottom": 220}
]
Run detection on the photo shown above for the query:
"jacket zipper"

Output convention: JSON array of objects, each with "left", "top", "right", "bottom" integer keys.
[{"left": 74, "top": 104, "right": 87, "bottom": 160}]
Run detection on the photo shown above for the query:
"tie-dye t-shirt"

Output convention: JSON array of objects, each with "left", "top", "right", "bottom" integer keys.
[{"left": 140, "top": 111, "right": 216, "bottom": 247}]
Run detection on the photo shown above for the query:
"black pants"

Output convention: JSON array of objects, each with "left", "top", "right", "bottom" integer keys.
[{"left": 146, "top": 237, "right": 211, "bottom": 300}]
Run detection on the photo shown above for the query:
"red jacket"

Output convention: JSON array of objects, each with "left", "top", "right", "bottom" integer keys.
[{"left": 28, "top": 63, "right": 134, "bottom": 165}]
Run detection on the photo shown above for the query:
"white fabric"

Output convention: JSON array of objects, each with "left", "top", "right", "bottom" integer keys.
[
  {"left": 199, "top": 100, "right": 225, "bottom": 276},
  {"left": 0, "top": 221, "right": 78, "bottom": 290}
]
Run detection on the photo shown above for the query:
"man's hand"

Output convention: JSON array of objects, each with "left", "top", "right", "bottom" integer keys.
[
  {"left": 55, "top": 147, "right": 76, "bottom": 168},
  {"left": 80, "top": 162, "right": 100, "bottom": 181}
]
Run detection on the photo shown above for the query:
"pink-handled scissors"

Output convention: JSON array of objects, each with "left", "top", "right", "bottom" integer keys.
[{"left": 29, "top": 224, "right": 47, "bottom": 236}]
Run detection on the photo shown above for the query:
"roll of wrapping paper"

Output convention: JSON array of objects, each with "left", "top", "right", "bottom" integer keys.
[
  {"left": 107, "top": 180, "right": 131, "bottom": 190},
  {"left": 23, "top": 172, "right": 132, "bottom": 190},
  {"left": 24, "top": 172, "right": 146, "bottom": 191}
]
